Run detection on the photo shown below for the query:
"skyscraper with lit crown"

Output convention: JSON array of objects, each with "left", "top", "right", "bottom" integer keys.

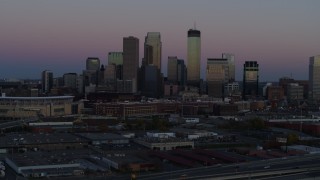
[
  {"left": 243, "top": 61, "right": 259, "bottom": 100},
  {"left": 144, "top": 32, "right": 162, "bottom": 71},
  {"left": 187, "top": 28, "right": 201, "bottom": 86},
  {"left": 86, "top": 57, "right": 100, "bottom": 71}
]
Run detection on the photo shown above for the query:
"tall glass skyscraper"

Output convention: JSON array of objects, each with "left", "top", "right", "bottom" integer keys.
[
  {"left": 243, "top": 61, "right": 259, "bottom": 100},
  {"left": 144, "top": 32, "right": 162, "bottom": 71},
  {"left": 84, "top": 57, "right": 100, "bottom": 89},
  {"left": 222, "top": 53, "right": 235, "bottom": 82},
  {"left": 108, "top": 52, "right": 123, "bottom": 80},
  {"left": 86, "top": 57, "right": 100, "bottom": 71},
  {"left": 206, "top": 58, "right": 228, "bottom": 98},
  {"left": 63, "top": 73, "right": 77, "bottom": 89},
  {"left": 167, "top": 56, "right": 186, "bottom": 86},
  {"left": 42, "top": 70, "right": 53, "bottom": 93},
  {"left": 187, "top": 29, "right": 201, "bottom": 86},
  {"left": 309, "top": 55, "right": 320, "bottom": 101},
  {"left": 108, "top": 52, "right": 123, "bottom": 66}
]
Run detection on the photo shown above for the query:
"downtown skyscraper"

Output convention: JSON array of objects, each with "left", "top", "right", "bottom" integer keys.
[
  {"left": 83, "top": 57, "right": 100, "bottom": 89},
  {"left": 243, "top": 61, "right": 259, "bottom": 100},
  {"left": 206, "top": 58, "right": 228, "bottom": 98},
  {"left": 167, "top": 56, "right": 186, "bottom": 86},
  {"left": 222, "top": 53, "right": 235, "bottom": 82},
  {"left": 309, "top": 55, "right": 320, "bottom": 101},
  {"left": 143, "top": 32, "right": 162, "bottom": 71},
  {"left": 86, "top": 57, "right": 100, "bottom": 71},
  {"left": 41, "top": 70, "right": 53, "bottom": 94},
  {"left": 108, "top": 52, "right": 123, "bottom": 80},
  {"left": 187, "top": 29, "right": 201, "bottom": 86},
  {"left": 123, "top": 36, "right": 139, "bottom": 93}
]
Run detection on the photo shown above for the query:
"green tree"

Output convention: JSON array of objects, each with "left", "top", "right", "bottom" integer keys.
[
  {"left": 152, "top": 118, "right": 169, "bottom": 131},
  {"left": 136, "top": 119, "right": 146, "bottom": 130},
  {"left": 287, "top": 133, "right": 299, "bottom": 145},
  {"left": 248, "top": 117, "right": 266, "bottom": 130}
]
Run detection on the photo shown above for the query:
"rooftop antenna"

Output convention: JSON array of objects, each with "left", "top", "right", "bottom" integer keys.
[{"left": 194, "top": 21, "right": 197, "bottom": 30}]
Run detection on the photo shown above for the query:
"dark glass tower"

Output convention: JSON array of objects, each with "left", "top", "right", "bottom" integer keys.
[
  {"left": 243, "top": 61, "right": 259, "bottom": 100},
  {"left": 123, "top": 36, "right": 139, "bottom": 93}
]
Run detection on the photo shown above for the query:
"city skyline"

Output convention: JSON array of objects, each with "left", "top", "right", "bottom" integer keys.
[{"left": 1, "top": 0, "right": 320, "bottom": 81}]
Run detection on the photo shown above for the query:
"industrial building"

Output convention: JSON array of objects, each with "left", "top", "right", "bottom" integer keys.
[
  {"left": 0, "top": 95, "right": 74, "bottom": 119},
  {"left": 76, "top": 133, "right": 129, "bottom": 145},
  {"left": 134, "top": 137, "right": 194, "bottom": 151},
  {"left": 5, "top": 150, "right": 84, "bottom": 178}
]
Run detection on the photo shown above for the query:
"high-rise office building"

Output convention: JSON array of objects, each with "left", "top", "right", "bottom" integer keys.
[
  {"left": 279, "top": 77, "right": 309, "bottom": 99},
  {"left": 96, "top": 64, "right": 116, "bottom": 92},
  {"left": 187, "top": 29, "right": 201, "bottom": 86},
  {"left": 222, "top": 53, "right": 235, "bottom": 82},
  {"left": 108, "top": 52, "right": 123, "bottom": 65},
  {"left": 41, "top": 70, "right": 53, "bottom": 94},
  {"left": 108, "top": 52, "right": 123, "bottom": 80},
  {"left": 86, "top": 57, "right": 100, "bottom": 71},
  {"left": 123, "top": 36, "right": 139, "bottom": 93},
  {"left": 63, "top": 73, "right": 77, "bottom": 89},
  {"left": 167, "top": 56, "right": 186, "bottom": 86},
  {"left": 84, "top": 57, "right": 100, "bottom": 92},
  {"left": 167, "top": 56, "right": 178, "bottom": 82},
  {"left": 53, "top": 77, "right": 63, "bottom": 88},
  {"left": 83, "top": 70, "right": 98, "bottom": 87},
  {"left": 140, "top": 65, "right": 161, "bottom": 98},
  {"left": 206, "top": 59, "right": 228, "bottom": 98},
  {"left": 287, "top": 83, "right": 304, "bottom": 102},
  {"left": 98, "top": 65, "right": 105, "bottom": 86},
  {"left": 144, "top": 32, "right": 162, "bottom": 71},
  {"left": 77, "top": 75, "right": 83, "bottom": 94},
  {"left": 243, "top": 61, "right": 259, "bottom": 99},
  {"left": 83, "top": 58, "right": 100, "bottom": 90},
  {"left": 309, "top": 55, "right": 320, "bottom": 101},
  {"left": 177, "top": 59, "right": 186, "bottom": 87}
]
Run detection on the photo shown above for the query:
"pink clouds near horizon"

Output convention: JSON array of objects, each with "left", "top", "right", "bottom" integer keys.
[{"left": 0, "top": 0, "right": 319, "bottom": 81}]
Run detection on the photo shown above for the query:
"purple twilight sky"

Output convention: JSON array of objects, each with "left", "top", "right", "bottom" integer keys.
[{"left": 1, "top": 0, "right": 320, "bottom": 81}]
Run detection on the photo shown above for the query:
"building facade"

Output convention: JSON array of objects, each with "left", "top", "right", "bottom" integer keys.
[
  {"left": 144, "top": 32, "right": 162, "bottom": 71},
  {"left": 309, "top": 55, "right": 320, "bottom": 101},
  {"left": 287, "top": 83, "right": 304, "bottom": 103},
  {"left": 63, "top": 73, "right": 77, "bottom": 89},
  {"left": 108, "top": 52, "right": 123, "bottom": 66},
  {"left": 86, "top": 57, "right": 100, "bottom": 71},
  {"left": 0, "top": 95, "right": 74, "bottom": 119},
  {"left": 108, "top": 52, "right": 123, "bottom": 80},
  {"left": 167, "top": 56, "right": 186, "bottom": 86},
  {"left": 206, "top": 59, "right": 228, "bottom": 98},
  {"left": 187, "top": 29, "right": 201, "bottom": 86},
  {"left": 41, "top": 70, "right": 53, "bottom": 94},
  {"left": 123, "top": 36, "right": 139, "bottom": 93},
  {"left": 139, "top": 65, "right": 162, "bottom": 98},
  {"left": 267, "top": 86, "right": 284, "bottom": 102},
  {"left": 222, "top": 53, "right": 235, "bottom": 82},
  {"left": 243, "top": 61, "right": 259, "bottom": 100},
  {"left": 224, "top": 82, "right": 240, "bottom": 96}
]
